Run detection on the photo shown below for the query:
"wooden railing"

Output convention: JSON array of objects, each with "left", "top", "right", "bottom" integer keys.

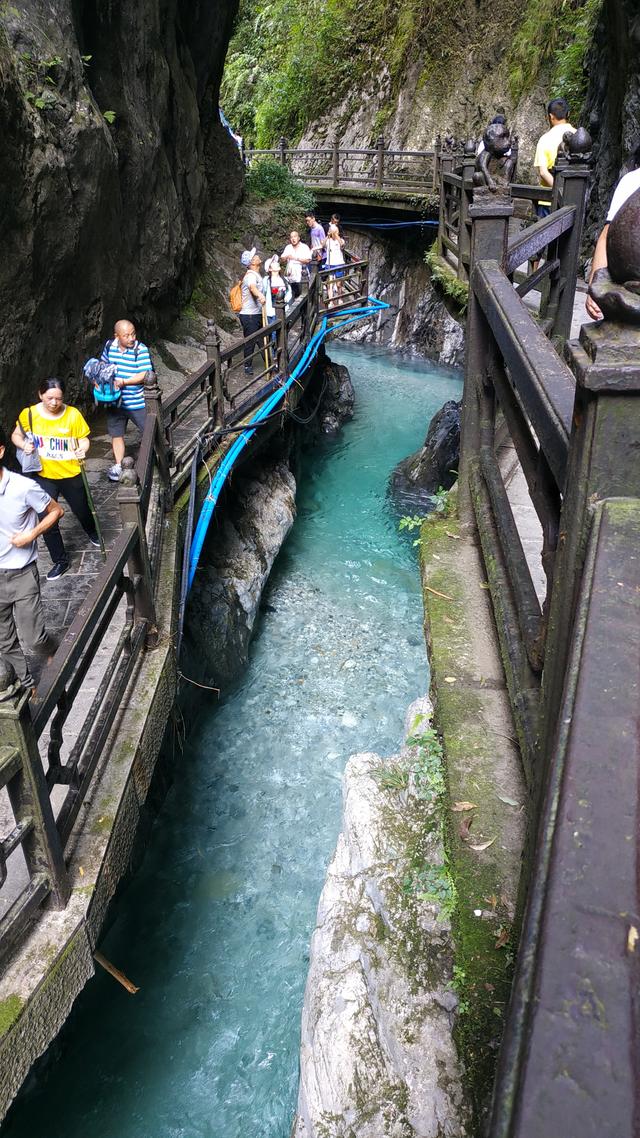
[
  {"left": 458, "top": 159, "right": 640, "bottom": 1136},
  {"left": 0, "top": 257, "right": 370, "bottom": 966},
  {"left": 245, "top": 135, "right": 438, "bottom": 194}
]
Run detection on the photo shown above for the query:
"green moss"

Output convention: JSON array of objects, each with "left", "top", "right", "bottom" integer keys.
[
  {"left": 0, "top": 994, "right": 24, "bottom": 1037},
  {"left": 424, "top": 243, "right": 469, "bottom": 313},
  {"left": 420, "top": 508, "right": 521, "bottom": 1126}
]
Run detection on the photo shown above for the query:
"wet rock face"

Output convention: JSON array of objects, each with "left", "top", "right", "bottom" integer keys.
[
  {"left": 342, "top": 230, "right": 464, "bottom": 367},
  {"left": 583, "top": 0, "right": 640, "bottom": 246},
  {"left": 183, "top": 459, "right": 296, "bottom": 690},
  {"left": 391, "top": 400, "right": 460, "bottom": 509},
  {"left": 0, "top": 0, "right": 240, "bottom": 423}
]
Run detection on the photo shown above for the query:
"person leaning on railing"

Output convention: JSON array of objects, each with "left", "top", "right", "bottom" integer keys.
[
  {"left": 0, "top": 424, "right": 62, "bottom": 694},
  {"left": 11, "top": 379, "right": 100, "bottom": 581},
  {"left": 585, "top": 156, "right": 640, "bottom": 321},
  {"left": 324, "top": 224, "right": 346, "bottom": 308},
  {"left": 239, "top": 249, "right": 266, "bottom": 375}
]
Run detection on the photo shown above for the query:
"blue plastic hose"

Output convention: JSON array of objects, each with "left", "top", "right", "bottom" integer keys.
[{"left": 187, "top": 297, "right": 389, "bottom": 592}]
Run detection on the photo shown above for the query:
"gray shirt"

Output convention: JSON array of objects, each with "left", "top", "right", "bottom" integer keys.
[
  {"left": 240, "top": 270, "right": 264, "bottom": 315},
  {"left": 0, "top": 468, "right": 50, "bottom": 569}
]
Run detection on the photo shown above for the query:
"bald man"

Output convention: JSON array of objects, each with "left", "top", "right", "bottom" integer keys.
[{"left": 100, "top": 320, "right": 152, "bottom": 481}]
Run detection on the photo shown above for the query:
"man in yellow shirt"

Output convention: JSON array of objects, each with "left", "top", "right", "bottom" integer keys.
[{"left": 534, "top": 98, "right": 575, "bottom": 218}]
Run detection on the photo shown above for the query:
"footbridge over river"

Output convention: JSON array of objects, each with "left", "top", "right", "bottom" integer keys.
[{"left": 1, "top": 139, "right": 639, "bottom": 1138}]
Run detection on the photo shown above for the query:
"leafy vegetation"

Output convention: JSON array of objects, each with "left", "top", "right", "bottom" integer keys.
[
  {"left": 221, "top": 0, "right": 475, "bottom": 147},
  {"left": 245, "top": 158, "right": 315, "bottom": 211},
  {"left": 507, "top": 0, "right": 602, "bottom": 107}
]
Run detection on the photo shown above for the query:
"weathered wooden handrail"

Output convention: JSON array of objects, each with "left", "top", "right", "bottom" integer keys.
[
  {"left": 456, "top": 147, "right": 640, "bottom": 1138},
  {"left": 245, "top": 140, "right": 436, "bottom": 193},
  {"left": 490, "top": 499, "right": 640, "bottom": 1138},
  {"left": 472, "top": 259, "right": 574, "bottom": 489}
]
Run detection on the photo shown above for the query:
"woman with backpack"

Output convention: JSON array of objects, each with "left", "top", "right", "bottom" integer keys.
[
  {"left": 238, "top": 250, "right": 266, "bottom": 375},
  {"left": 11, "top": 379, "right": 99, "bottom": 581}
]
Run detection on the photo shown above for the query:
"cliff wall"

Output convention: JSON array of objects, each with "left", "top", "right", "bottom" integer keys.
[
  {"left": 0, "top": 0, "right": 240, "bottom": 424},
  {"left": 583, "top": 0, "right": 640, "bottom": 244}
]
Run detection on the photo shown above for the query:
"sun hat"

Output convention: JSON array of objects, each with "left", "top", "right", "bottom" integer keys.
[{"left": 241, "top": 246, "right": 256, "bottom": 267}]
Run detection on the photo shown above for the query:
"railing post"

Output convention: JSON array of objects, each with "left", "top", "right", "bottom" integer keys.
[
  {"left": 544, "top": 154, "right": 591, "bottom": 342},
  {"left": 433, "top": 134, "right": 442, "bottom": 191},
  {"left": 143, "top": 371, "right": 171, "bottom": 485},
  {"left": 436, "top": 145, "right": 456, "bottom": 259},
  {"left": 375, "top": 135, "right": 385, "bottom": 191},
  {"left": 332, "top": 135, "right": 340, "bottom": 188},
  {"left": 275, "top": 293, "right": 289, "bottom": 376},
  {"left": 457, "top": 140, "right": 476, "bottom": 282},
  {"left": 205, "top": 319, "right": 224, "bottom": 427},
  {"left": 0, "top": 664, "right": 70, "bottom": 911},
  {"left": 279, "top": 136, "right": 287, "bottom": 166},
  {"left": 118, "top": 461, "right": 159, "bottom": 647},
  {"left": 458, "top": 189, "right": 514, "bottom": 524}
]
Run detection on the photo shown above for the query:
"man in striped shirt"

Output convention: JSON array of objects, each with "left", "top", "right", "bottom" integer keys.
[{"left": 100, "top": 320, "right": 152, "bottom": 482}]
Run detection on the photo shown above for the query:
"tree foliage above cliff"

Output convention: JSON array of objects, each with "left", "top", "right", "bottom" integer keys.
[
  {"left": 507, "top": 0, "right": 602, "bottom": 108},
  {"left": 221, "top": 0, "right": 602, "bottom": 147},
  {"left": 221, "top": 0, "right": 474, "bottom": 146}
]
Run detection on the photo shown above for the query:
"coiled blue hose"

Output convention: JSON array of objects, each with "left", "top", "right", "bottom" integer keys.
[{"left": 187, "top": 297, "right": 389, "bottom": 592}]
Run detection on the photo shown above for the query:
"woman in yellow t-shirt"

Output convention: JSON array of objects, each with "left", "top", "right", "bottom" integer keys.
[{"left": 11, "top": 379, "right": 100, "bottom": 581}]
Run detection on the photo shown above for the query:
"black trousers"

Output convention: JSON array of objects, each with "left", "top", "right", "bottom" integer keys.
[
  {"left": 30, "top": 472, "right": 95, "bottom": 563},
  {"left": 239, "top": 312, "right": 263, "bottom": 369}
]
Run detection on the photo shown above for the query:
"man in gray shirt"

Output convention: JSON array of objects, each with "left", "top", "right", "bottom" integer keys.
[
  {"left": 0, "top": 426, "right": 63, "bottom": 690},
  {"left": 239, "top": 250, "right": 266, "bottom": 374}
]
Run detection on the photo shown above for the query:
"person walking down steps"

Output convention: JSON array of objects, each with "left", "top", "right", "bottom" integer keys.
[
  {"left": 12, "top": 379, "right": 99, "bottom": 581},
  {"left": 101, "top": 319, "right": 152, "bottom": 482},
  {"left": 0, "top": 424, "right": 62, "bottom": 693}
]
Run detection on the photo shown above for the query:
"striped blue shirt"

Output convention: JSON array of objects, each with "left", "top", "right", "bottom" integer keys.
[{"left": 101, "top": 340, "right": 151, "bottom": 410}]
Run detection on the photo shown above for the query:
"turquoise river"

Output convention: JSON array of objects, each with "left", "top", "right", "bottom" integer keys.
[{"left": 4, "top": 343, "right": 462, "bottom": 1138}]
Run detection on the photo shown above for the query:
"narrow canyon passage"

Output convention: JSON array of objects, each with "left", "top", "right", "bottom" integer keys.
[{"left": 4, "top": 344, "right": 461, "bottom": 1138}]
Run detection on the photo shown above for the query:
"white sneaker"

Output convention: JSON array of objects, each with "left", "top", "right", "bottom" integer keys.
[{"left": 108, "top": 464, "right": 122, "bottom": 482}]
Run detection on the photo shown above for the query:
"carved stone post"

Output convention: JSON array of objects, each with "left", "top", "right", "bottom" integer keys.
[
  {"left": 0, "top": 662, "right": 70, "bottom": 921},
  {"left": 545, "top": 149, "right": 592, "bottom": 342},
  {"left": 375, "top": 135, "right": 385, "bottom": 191},
  {"left": 458, "top": 189, "right": 514, "bottom": 524},
  {"left": 275, "top": 293, "right": 289, "bottom": 375},
  {"left": 143, "top": 371, "right": 171, "bottom": 485},
  {"left": 118, "top": 460, "right": 159, "bottom": 647},
  {"left": 279, "top": 136, "right": 287, "bottom": 166},
  {"left": 332, "top": 136, "right": 340, "bottom": 188},
  {"left": 205, "top": 319, "right": 224, "bottom": 427},
  {"left": 457, "top": 140, "right": 477, "bottom": 282}
]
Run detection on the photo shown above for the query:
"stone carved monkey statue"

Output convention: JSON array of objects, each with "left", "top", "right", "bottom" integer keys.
[{"left": 473, "top": 122, "right": 516, "bottom": 193}]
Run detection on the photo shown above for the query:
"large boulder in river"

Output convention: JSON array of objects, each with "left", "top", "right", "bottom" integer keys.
[
  {"left": 293, "top": 697, "right": 470, "bottom": 1138},
  {"left": 392, "top": 400, "right": 460, "bottom": 504},
  {"left": 317, "top": 354, "right": 355, "bottom": 435}
]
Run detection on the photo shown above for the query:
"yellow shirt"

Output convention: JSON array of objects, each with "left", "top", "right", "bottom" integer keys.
[
  {"left": 534, "top": 122, "right": 575, "bottom": 203},
  {"left": 19, "top": 404, "right": 90, "bottom": 480}
]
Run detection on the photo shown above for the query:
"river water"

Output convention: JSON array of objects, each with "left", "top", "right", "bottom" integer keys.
[{"left": 4, "top": 343, "right": 461, "bottom": 1138}]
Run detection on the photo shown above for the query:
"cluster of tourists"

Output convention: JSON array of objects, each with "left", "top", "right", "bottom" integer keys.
[
  {"left": 0, "top": 319, "right": 152, "bottom": 693},
  {"left": 237, "top": 212, "right": 347, "bottom": 373}
]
